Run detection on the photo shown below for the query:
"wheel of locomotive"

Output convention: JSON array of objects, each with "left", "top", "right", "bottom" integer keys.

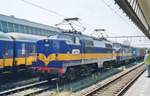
[
  {"left": 39, "top": 72, "right": 49, "bottom": 81},
  {"left": 65, "top": 67, "right": 76, "bottom": 81},
  {"left": 28, "top": 69, "right": 38, "bottom": 77}
]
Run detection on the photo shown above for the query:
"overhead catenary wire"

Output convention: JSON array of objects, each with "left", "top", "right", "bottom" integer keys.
[
  {"left": 21, "top": 0, "right": 132, "bottom": 32},
  {"left": 101, "top": 0, "right": 141, "bottom": 33},
  {"left": 21, "top": 0, "right": 141, "bottom": 32},
  {"left": 21, "top": 0, "right": 145, "bottom": 39},
  {"left": 21, "top": 0, "right": 66, "bottom": 18},
  {"left": 21, "top": 0, "right": 86, "bottom": 32}
]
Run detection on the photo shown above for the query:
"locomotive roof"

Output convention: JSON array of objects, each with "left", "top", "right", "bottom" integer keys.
[
  {"left": 48, "top": 32, "right": 112, "bottom": 46},
  {"left": 6, "top": 32, "right": 47, "bottom": 42},
  {"left": 113, "top": 43, "right": 135, "bottom": 49},
  {"left": 59, "top": 32, "right": 111, "bottom": 42},
  {"left": 0, "top": 32, "right": 13, "bottom": 41}
]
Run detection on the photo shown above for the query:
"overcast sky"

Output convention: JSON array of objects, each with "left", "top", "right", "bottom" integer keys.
[{"left": 0, "top": 0, "right": 150, "bottom": 47}]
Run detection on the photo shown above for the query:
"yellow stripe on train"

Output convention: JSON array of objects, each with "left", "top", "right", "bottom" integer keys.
[
  {"left": 0, "top": 58, "right": 13, "bottom": 68},
  {"left": 26, "top": 56, "right": 37, "bottom": 65},
  {"left": 117, "top": 53, "right": 132, "bottom": 56},
  {"left": 37, "top": 53, "right": 114, "bottom": 65},
  {"left": 0, "top": 56, "right": 37, "bottom": 68},
  {"left": 38, "top": 54, "right": 57, "bottom": 65},
  {"left": 83, "top": 53, "right": 113, "bottom": 59},
  {"left": 15, "top": 56, "right": 37, "bottom": 65},
  {"left": 0, "top": 59, "right": 3, "bottom": 68}
]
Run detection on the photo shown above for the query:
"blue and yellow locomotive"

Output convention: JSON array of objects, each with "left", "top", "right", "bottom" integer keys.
[
  {"left": 113, "top": 43, "right": 146, "bottom": 65},
  {"left": 33, "top": 32, "right": 116, "bottom": 79},
  {"left": 113, "top": 43, "right": 133, "bottom": 65}
]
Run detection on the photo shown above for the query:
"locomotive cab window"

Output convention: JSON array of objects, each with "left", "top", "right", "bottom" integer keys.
[
  {"left": 75, "top": 37, "right": 80, "bottom": 45},
  {"left": 50, "top": 34, "right": 74, "bottom": 44}
]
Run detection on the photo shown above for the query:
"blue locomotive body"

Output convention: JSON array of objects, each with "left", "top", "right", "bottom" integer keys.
[
  {"left": 113, "top": 43, "right": 133, "bottom": 64},
  {"left": 113, "top": 43, "right": 146, "bottom": 65},
  {"left": 34, "top": 33, "right": 115, "bottom": 78}
]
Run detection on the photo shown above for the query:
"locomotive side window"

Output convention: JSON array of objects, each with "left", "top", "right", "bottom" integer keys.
[
  {"left": 84, "top": 40, "right": 93, "bottom": 47},
  {"left": 105, "top": 43, "right": 112, "bottom": 48},
  {"left": 113, "top": 43, "right": 120, "bottom": 48},
  {"left": 93, "top": 40, "right": 105, "bottom": 48},
  {"left": 21, "top": 44, "right": 26, "bottom": 55}
]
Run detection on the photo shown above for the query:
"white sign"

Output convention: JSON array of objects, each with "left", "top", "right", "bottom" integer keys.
[{"left": 72, "top": 49, "right": 80, "bottom": 54}]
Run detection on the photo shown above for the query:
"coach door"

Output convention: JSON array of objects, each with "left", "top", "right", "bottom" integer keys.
[
  {"left": 21, "top": 43, "right": 26, "bottom": 65},
  {"left": 27, "top": 44, "right": 36, "bottom": 65},
  {"left": 3, "top": 42, "right": 12, "bottom": 67}
]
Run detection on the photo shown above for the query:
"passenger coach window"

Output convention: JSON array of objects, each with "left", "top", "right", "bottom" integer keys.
[
  {"left": 3, "top": 44, "right": 9, "bottom": 56},
  {"left": 21, "top": 44, "right": 26, "bottom": 55},
  {"left": 29, "top": 44, "right": 36, "bottom": 54}
]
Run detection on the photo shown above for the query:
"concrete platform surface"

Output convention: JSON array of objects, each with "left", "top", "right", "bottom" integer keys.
[{"left": 124, "top": 71, "right": 150, "bottom": 96}]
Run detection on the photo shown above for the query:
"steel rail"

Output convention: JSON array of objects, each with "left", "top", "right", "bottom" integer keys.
[
  {"left": 79, "top": 63, "right": 145, "bottom": 96},
  {"left": 0, "top": 80, "right": 48, "bottom": 95}
]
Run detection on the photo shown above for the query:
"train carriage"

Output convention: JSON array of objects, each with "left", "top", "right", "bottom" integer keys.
[
  {"left": 113, "top": 43, "right": 133, "bottom": 65},
  {"left": 139, "top": 48, "right": 146, "bottom": 59},
  {"left": 0, "top": 32, "right": 14, "bottom": 73},
  {"left": 6, "top": 32, "right": 46, "bottom": 69},
  {"left": 132, "top": 47, "right": 141, "bottom": 60}
]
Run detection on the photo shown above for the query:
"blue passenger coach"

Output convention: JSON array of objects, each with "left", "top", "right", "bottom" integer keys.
[
  {"left": 0, "top": 32, "right": 14, "bottom": 73},
  {"left": 7, "top": 33, "right": 46, "bottom": 69}
]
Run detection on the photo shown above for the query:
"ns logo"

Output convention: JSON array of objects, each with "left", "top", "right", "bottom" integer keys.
[{"left": 72, "top": 49, "right": 80, "bottom": 54}]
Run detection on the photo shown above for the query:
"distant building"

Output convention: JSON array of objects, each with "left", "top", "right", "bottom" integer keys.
[{"left": 0, "top": 14, "right": 62, "bottom": 36}]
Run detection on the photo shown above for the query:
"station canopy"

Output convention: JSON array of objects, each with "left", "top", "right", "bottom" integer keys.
[{"left": 115, "top": 0, "right": 150, "bottom": 39}]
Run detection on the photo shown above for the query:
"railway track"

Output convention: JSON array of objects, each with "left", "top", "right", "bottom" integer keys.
[
  {"left": 74, "top": 63, "right": 145, "bottom": 96},
  {"left": 0, "top": 80, "right": 50, "bottom": 96},
  {"left": 0, "top": 62, "right": 144, "bottom": 96}
]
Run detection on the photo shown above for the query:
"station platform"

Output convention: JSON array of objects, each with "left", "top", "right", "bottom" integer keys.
[{"left": 124, "top": 71, "right": 150, "bottom": 96}]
